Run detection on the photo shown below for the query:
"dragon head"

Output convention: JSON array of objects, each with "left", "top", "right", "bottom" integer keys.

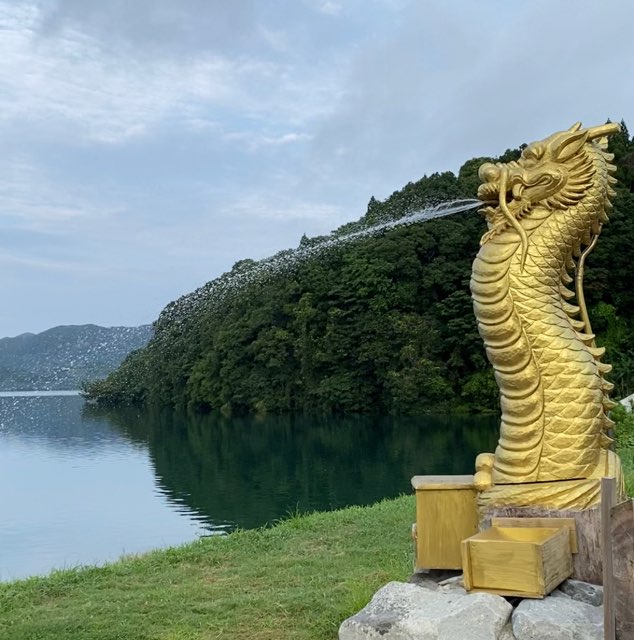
[{"left": 477, "top": 122, "right": 620, "bottom": 268}]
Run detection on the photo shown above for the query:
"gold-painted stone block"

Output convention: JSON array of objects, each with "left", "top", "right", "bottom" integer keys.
[
  {"left": 411, "top": 475, "right": 478, "bottom": 570},
  {"left": 461, "top": 526, "right": 573, "bottom": 598}
]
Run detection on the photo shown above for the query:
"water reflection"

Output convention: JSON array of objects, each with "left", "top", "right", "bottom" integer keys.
[
  {"left": 0, "top": 395, "right": 209, "bottom": 580},
  {"left": 91, "top": 406, "right": 498, "bottom": 530},
  {"left": 0, "top": 394, "right": 498, "bottom": 579}
]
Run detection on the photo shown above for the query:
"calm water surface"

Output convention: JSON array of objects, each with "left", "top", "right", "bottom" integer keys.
[{"left": 0, "top": 393, "right": 497, "bottom": 580}]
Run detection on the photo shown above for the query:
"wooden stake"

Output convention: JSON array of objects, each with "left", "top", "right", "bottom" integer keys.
[
  {"left": 601, "top": 477, "right": 616, "bottom": 640},
  {"left": 612, "top": 499, "right": 634, "bottom": 639}
]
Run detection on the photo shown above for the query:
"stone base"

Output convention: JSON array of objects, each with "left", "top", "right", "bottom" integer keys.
[
  {"left": 341, "top": 579, "right": 606, "bottom": 640},
  {"left": 479, "top": 505, "right": 602, "bottom": 584},
  {"left": 339, "top": 581, "right": 512, "bottom": 639}
]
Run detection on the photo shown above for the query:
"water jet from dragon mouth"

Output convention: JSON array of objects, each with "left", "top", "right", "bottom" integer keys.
[{"left": 160, "top": 198, "right": 483, "bottom": 329}]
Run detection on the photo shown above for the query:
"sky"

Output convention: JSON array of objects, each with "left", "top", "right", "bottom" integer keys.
[{"left": 0, "top": 0, "right": 633, "bottom": 337}]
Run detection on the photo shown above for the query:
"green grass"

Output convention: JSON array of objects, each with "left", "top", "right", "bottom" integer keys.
[
  {"left": 0, "top": 496, "right": 415, "bottom": 640},
  {"left": 621, "top": 449, "right": 634, "bottom": 496},
  {"left": 614, "top": 405, "right": 634, "bottom": 495}
]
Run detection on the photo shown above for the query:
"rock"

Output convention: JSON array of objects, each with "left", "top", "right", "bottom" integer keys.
[
  {"left": 620, "top": 393, "right": 634, "bottom": 412},
  {"left": 408, "top": 572, "right": 440, "bottom": 591},
  {"left": 437, "top": 575, "right": 463, "bottom": 588},
  {"left": 339, "top": 581, "right": 512, "bottom": 640},
  {"left": 558, "top": 579, "right": 603, "bottom": 607},
  {"left": 548, "top": 579, "right": 603, "bottom": 608},
  {"left": 499, "top": 624, "right": 517, "bottom": 640},
  {"left": 437, "top": 575, "right": 467, "bottom": 596},
  {"left": 408, "top": 571, "right": 467, "bottom": 594},
  {"left": 548, "top": 589, "right": 570, "bottom": 599},
  {"left": 512, "top": 596, "right": 603, "bottom": 640},
  {"left": 438, "top": 584, "right": 467, "bottom": 597},
  {"left": 409, "top": 570, "right": 462, "bottom": 591}
]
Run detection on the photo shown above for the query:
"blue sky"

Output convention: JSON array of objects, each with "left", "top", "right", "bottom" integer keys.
[{"left": 1, "top": 0, "right": 632, "bottom": 337}]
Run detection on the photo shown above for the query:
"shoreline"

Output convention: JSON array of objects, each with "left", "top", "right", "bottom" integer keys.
[
  {"left": 0, "top": 390, "right": 81, "bottom": 397},
  {"left": 0, "top": 495, "right": 415, "bottom": 640}
]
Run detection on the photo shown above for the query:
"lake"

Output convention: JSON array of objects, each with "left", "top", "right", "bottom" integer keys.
[{"left": 0, "top": 393, "right": 497, "bottom": 580}]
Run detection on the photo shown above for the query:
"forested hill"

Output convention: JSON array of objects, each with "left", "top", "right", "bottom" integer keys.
[
  {"left": 84, "top": 124, "right": 634, "bottom": 414},
  {"left": 0, "top": 324, "right": 152, "bottom": 391}
]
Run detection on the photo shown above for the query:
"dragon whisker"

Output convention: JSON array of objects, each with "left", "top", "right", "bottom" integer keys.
[{"left": 498, "top": 167, "right": 529, "bottom": 270}]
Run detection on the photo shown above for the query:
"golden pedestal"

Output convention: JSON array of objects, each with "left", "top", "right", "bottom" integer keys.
[
  {"left": 477, "top": 450, "right": 625, "bottom": 512},
  {"left": 474, "top": 450, "right": 625, "bottom": 584},
  {"left": 411, "top": 475, "right": 478, "bottom": 570}
]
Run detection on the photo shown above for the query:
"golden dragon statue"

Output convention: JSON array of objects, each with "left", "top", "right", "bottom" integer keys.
[{"left": 471, "top": 122, "right": 624, "bottom": 509}]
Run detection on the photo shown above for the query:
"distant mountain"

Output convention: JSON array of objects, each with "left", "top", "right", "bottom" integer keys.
[{"left": 0, "top": 324, "right": 153, "bottom": 391}]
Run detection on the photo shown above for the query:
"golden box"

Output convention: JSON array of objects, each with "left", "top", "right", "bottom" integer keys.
[
  {"left": 461, "top": 526, "right": 573, "bottom": 598},
  {"left": 411, "top": 475, "right": 478, "bottom": 570}
]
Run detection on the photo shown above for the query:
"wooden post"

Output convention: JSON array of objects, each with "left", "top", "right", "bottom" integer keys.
[
  {"left": 601, "top": 477, "right": 616, "bottom": 640},
  {"left": 612, "top": 499, "right": 634, "bottom": 639}
]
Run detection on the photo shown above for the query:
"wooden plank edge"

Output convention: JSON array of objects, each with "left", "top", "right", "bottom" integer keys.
[
  {"left": 491, "top": 516, "right": 579, "bottom": 554},
  {"left": 465, "top": 586, "right": 545, "bottom": 599}
]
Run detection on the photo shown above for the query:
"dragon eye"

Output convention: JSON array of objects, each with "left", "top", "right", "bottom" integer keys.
[{"left": 524, "top": 145, "right": 543, "bottom": 161}]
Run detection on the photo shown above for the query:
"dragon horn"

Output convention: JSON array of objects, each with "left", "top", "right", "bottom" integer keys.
[{"left": 585, "top": 122, "right": 621, "bottom": 140}]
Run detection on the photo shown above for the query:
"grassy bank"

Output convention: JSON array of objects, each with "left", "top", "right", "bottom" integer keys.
[
  {"left": 615, "top": 405, "right": 634, "bottom": 495},
  {"left": 621, "top": 448, "right": 634, "bottom": 496},
  {"left": 0, "top": 496, "right": 415, "bottom": 640}
]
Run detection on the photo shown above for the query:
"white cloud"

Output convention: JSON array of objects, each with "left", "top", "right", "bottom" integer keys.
[
  {"left": 258, "top": 25, "right": 288, "bottom": 52},
  {"left": 303, "top": 0, "right": 634, "bottom": 203},
  {"left": 317, "top": 2, "right": 343, "bottom": 16},
  {"left": 0, "top": 250, "right": 82, "bottom": 272},
  {"left": 0, "top": 9, "right": 248, "bottom": 144},
  {"left": 225, "top": 193, "right": 344, "bottom": 222},
  {"left": 222, "top": 131, "right": 312, "bottom": 151},
  {"left": 38, "top": 0, "right": 258, "bottom": 56},
  {"left": 0, "top": 158, "right": 118, "bottom": 233},
  {"left": 0, "top": 1, "right": 338, "bottom": 145}
]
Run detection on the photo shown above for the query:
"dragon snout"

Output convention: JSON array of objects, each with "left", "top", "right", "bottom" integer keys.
[
  {"left": 479, "top": 163, "right": 501, "bottom": 183},
  {"left": 477, "top": 163, "right": 503, "bottom": 203},
  {"left": 478, "top": 162, "right": 527, "bottom": 205}
]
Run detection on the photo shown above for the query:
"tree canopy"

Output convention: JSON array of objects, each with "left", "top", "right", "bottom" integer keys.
[{"left": 83, "top": 125, "right": 634, "bottom": 415}]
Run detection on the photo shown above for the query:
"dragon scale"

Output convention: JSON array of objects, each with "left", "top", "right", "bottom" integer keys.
[{"left": 471, "top": 123, "right": 619, "bottom": 486}]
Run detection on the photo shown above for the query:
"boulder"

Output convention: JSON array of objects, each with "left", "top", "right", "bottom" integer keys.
[
  {"left": 408, "top": 573, "right": 440, "bottom": 591},
  {"left": 498, "top": 624, "right": 517, "bottom": 640},
  {"left": 438, "top": 584, "right": 467, "bottom": 597},
  {"left": 408, "top": 570, "right": 461, "bottom": 591},
  {"left": 557, "top": 579, "right": 603, "bottom": 607},
  {"left": 339, "top": 581, "right": 512, "bottom": 640},
  {"left": 512, "top": 596, "right": 603, "bottom": 640}
]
